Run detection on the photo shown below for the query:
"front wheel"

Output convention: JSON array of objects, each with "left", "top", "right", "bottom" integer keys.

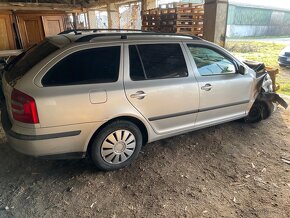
[
  {"left": 244, "top": 100, "right": 274, "bottom": 123},
  {"left": 89, "top": 120, "right": 142, "bottom": 171}
]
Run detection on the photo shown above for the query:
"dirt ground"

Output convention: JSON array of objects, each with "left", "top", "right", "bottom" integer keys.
[{"left": 0, "top": 78, "right": 290, "bottom": 218}]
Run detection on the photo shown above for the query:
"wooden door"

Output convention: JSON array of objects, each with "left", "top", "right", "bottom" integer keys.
[
  {"left": 42, "top": 15, "right": 65, "bottom": 36},
  {"left": 17, "top": 15, "right": 45, "bottom": 49},
  {"left": 0, "top": 12, "right": 16, "bottom": 50}
]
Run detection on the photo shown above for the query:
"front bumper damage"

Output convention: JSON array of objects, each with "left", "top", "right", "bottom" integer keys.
[
  {"left": 257, "top": 91, "right": 288, "bottom": 110},
  {"left": 255, "top": 72, "right": 288, "bottom": 110},
  {"left": 243, "top": 60, "right": 288, "bottom": 122}
]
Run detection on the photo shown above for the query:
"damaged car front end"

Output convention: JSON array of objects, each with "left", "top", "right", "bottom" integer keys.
[{"left": 243, "top": 60, "right": 288, "bottom": 123}]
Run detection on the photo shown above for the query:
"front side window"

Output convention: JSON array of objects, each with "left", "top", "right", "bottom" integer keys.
[
  {"left": 129, "top": 44, "right": 188, "bottom": 81},
  {"left": 42, "top": 46, "right": 120, "bottom": 86},
  {"left": 187, "top": 45, "right": 236, "bottom": 76}
]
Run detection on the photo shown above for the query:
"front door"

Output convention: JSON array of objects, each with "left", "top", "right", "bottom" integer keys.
[
  {"left": 186, "top": 44, "right": 254, "bottom": 127},
  {"left": 124, "top": 43, "right": 199, "bottom": 135}
]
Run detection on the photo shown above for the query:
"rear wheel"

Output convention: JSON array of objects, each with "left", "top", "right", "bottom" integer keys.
[{"left": 89, "top": 120, "right": 142, "bottom": 171}]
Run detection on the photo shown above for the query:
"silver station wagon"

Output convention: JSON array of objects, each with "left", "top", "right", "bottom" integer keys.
[{"left": 0, "top": 31, "right": 287, "bottom": 171}]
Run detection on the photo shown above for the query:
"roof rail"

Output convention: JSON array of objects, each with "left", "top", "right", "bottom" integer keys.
[
  {"left": 59, "top": 29, "right": 144, "bottom": 35},
  {"left": 75, "top": 32, "right": 201, "bottom": 42}
]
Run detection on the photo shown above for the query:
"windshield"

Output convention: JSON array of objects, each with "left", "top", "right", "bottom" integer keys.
[{"left": 5, "top": 40, "right": 59, "bottom": 83}]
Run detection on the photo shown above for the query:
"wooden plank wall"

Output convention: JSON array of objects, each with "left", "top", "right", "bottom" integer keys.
[
  {"left": 0, "top": 11, "right": 16, "bottom": 50},
  {"left": 0, "top": 10, "right": 66, "bottom": 51}
]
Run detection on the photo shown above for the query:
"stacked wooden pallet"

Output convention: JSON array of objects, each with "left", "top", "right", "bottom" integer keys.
[
  {"left": 142, "top": 8, "right": 160, "bottom": 32},
  {"left": 142, "top": 2, "right": 204, "bottom": 37}
]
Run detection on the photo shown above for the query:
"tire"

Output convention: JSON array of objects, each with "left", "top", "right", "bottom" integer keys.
[
  {"left": 279, "top": 64, "right": 286, "bottom": 68},
  {"left": 89, "top": 120, "right": 142, "bottom": 171},
  {"left": 244, "top": 100, "right": 273, "bottom": 123}
]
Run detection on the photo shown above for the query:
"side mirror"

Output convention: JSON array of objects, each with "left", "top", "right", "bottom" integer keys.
[{"left": 237, "top": 65, "right": 246, "bottom": 75}]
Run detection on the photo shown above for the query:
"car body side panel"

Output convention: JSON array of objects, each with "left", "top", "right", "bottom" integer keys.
[
  {"left": 182, "top": 41, "right": 256, "bottom": 126},
  {"left": 3, "top": 42, "right": 158, "bottom": 153},
  {"left": 7, "top": 122, "right": 99, "bottom": 156},
  {"left": 17, "top": 43, "right": 128, "bottom": 128},
  {"left": 1, "top": 37, "right": 268, "bottom": 159},
  {"left": 123, "top": 41, "right": 200, "bottom": 135},
  {"left": 4, "top": 110, "right": 156, "bottom": 155},
  {"left": 194, "top": 73, "right": 253, "bottom": 126}
]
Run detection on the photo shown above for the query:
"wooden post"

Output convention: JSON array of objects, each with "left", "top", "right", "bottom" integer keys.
[
  {"left": 72, "top": 12, "right": 78, "bottom": 29},
  {"left": 203, "top": 0, "right": 228, "bottom": 47},
  {"left": 107, "top": 3, "right": 120, "bottom": 29}
]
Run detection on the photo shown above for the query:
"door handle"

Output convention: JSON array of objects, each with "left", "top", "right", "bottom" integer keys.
[
  {"left": 130, "top": 91, "right": 147, "bottom": 99},
  {"left": 201, "top": 83, "right": 212, "bottom": 91}
]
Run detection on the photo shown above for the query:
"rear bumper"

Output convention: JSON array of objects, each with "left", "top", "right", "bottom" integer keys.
[
  {"left": 5, "top": 134, "right": 86, "bottom": 159},
  {"left": 1, "top": 107, "right": 86, "bottom": 159}
]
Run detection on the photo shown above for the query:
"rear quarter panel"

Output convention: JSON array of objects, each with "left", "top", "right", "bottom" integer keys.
[{"left": 14, "top": 42, "right": 155, "bottom": 143}]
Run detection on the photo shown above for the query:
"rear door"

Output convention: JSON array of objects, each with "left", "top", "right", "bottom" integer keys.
[
  {"left": 124, "top": 42, "right": 199, "bottom": 135},
  {"left": 185, "top": 43, "right": 254, "bottom": 127}
]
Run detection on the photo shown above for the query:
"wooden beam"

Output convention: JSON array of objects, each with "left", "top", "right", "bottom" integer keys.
[
  {"left": 0, "top": 2, "right": 84, "bottom": 12},
  {"left": 0, "top": 1, "right": 141, "bottom": 11},
  {"left": 86, "top": 0, "right": 141, "bottom": 10}
]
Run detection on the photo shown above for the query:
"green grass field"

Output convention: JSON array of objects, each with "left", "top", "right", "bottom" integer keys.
[{"left": 225, "top": 40, "right": 290, "bottom": 95}]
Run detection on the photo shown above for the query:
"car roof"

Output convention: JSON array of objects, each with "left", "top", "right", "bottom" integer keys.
[{"left": 47, "top": 30, "right": 202, "bottom": 48}]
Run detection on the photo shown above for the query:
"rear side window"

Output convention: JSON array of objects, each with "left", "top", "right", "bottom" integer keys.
[
  {"left": 129, "top": 44, "right": 188, "bottom": 81},
  {"left": 42, "top": 46, "right": 120, "bottom": 86},
  {"left": 5, "top": 40, "right": 59, "bottom": 83}
]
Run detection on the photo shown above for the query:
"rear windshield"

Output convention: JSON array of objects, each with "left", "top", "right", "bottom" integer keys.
[{"left": 5, "top": 40, "right": 59, "bottom": 83}]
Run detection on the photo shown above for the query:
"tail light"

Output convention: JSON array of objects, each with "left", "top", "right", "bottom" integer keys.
[{"left": 11, "top": 89, "right": 39, "bottom": 124}]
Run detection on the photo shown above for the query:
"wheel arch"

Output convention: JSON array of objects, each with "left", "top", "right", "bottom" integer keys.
[
  {"left": 245, "top": 98, "right": 274, "bottom": 123},
  {"left": 85, "top": 116, "right": 149, "bottom": 154}
]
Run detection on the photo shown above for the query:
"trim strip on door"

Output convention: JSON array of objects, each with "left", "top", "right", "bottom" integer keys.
[
  {"left": 148, "top": 100, "right": 249, "bottom": 121},
  {"left": 148, "top": 109, "right": 198, "bottom": 121},
  {"left": 199, "top": 100, "right": 250, "bottom": 113}
]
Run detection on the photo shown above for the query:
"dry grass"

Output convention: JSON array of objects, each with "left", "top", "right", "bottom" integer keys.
[{"left": 226, "top": 40, "right": 290, "bottom": 95}]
